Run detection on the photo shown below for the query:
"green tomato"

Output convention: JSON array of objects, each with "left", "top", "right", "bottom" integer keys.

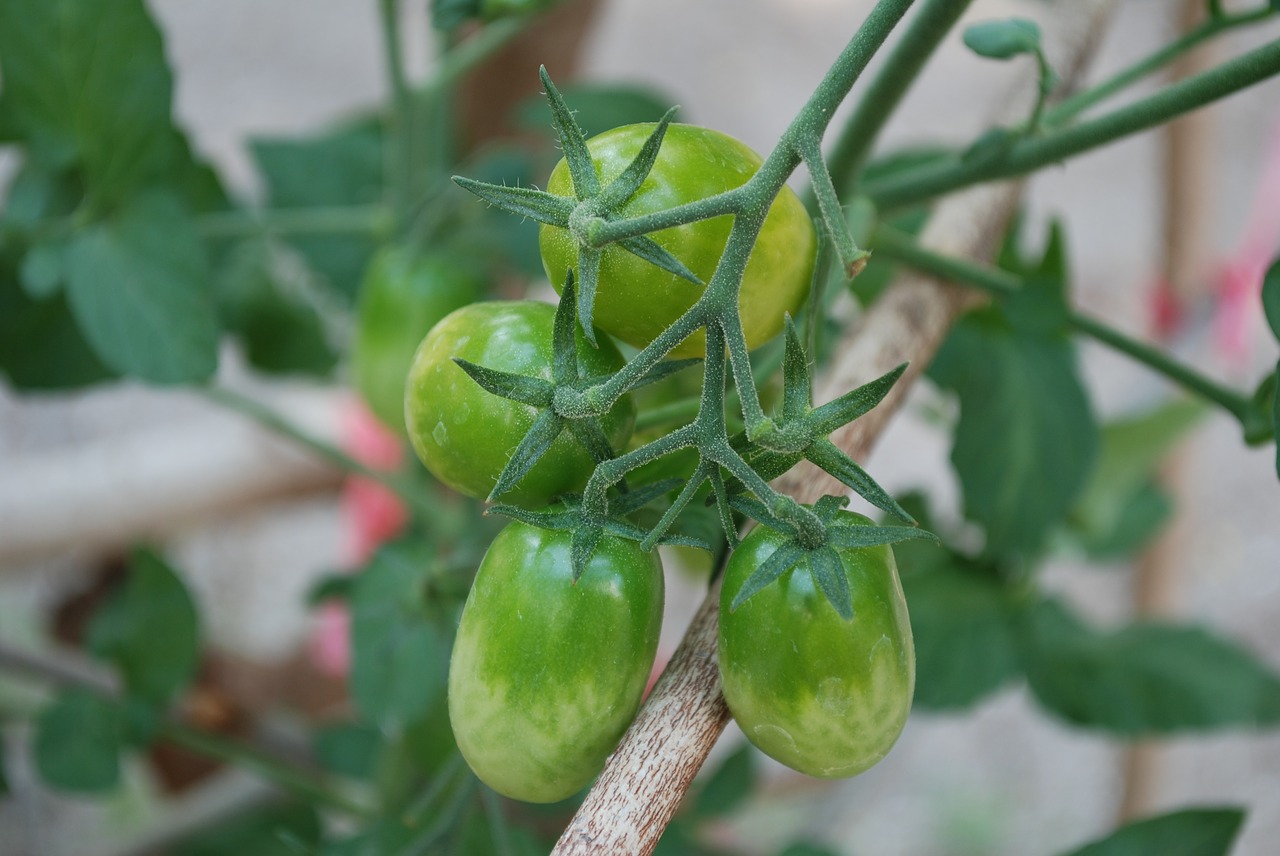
[
  {"left": 718, "top": 512, "right": 915, "bottom": 778},
  {"left": 539, "top": 123, "right": 817, "bottom": 359},
  {"left": 352, "top": 248, "right": 485, "bottom": 435},
  {"left": 404, "top": 301, "right": 635, "bottom": 507},
  {"left": 449, "top": 520, "right": 664, "bottom": 802}
]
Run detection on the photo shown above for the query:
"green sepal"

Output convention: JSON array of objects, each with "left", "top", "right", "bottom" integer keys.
[
  {"left": 812, "top": 493, "right": 850, "bottom": 521},
  {"left": 566, "top": 416, "right": 618, "bottom": 465},
  {"left": 452, "top": 358, "right": 554, "bottom": 407},
  {"left": 614, "top": 479, "right": 684, "bottom": 514},
  {"left": 729, "top": 541, "right": 805, "bottom": 613},
  {"left": 616, "top": 234, "right": 703, "bottom": 285},
  {"left": 540, "top": 66, "right": 598, "bottom": 198},
  {"left": 487, "top": 497, "right": 713, "bottom": 561},
  {"left": 571, "top": 524, "right": 603, "bottom": 581},
  {"left": 597, "top": 108, "right": 677, "bottom": 210},
  {"left": 826, "top": 522, "right": 937, "bottom": 550},
  {"left": 805, "top": 440, "right": 916, "bottom": 524},
  {"left": 809, "top": 362, "right": 907, "bottom": 435},
  {"left": 488, "top": 408, "right": 565, "bottom": 501},
  {"left": 809, "top": 545, "right": 854, "bottom": 620},
  {"left": 450, "top": 175, "right": 573, "bottom": 225},
  {"left": 727, "top": 495, "right": 794, "bottom": 537},
  {"left": 574, "top": 247, "right": 604, "bottom": 346},
  {"left": 780, "top": 315, "right": 812, "bottom": 420},
  {"left": 641, "top": 463, "right": 710, "bottom": 551},
  {"left": 553, "top": 274, "right": 583, "bottom": 380},
  {"left": 708, "top": 467, "right": 739, "bottom": 549}
]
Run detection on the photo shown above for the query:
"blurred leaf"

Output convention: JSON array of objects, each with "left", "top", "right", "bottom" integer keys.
[
  {"left": 1057, "top": 807, "right": 1245, "bottom": 856},
  {"left": 1262, "top": 257, "right": 1280, "bottom": 342},
  {"left": 0, "top": 276, "right": 118, "bottom": 390},
  {"left": 314, "top": 723, "right": 383, "bottom": 781},
  {"left": 778, "top": 845, "right": 840, "bottom": 856},
  {"left": 66, "top": 190, "right": 219, "bottom": 383},
  {"left": 455, "top": 146, "right": 544, "bottom": 278},
  {"left": 457, "top": 807, "right": 550, "bottom": 856},
  {"left": 19, "top": 237, "right": 69, "bottom": 298},
  {"left": 250, "top": 120, "right": 384, "bottom": 303},
  {"left": 694, "top": 742, "right": 756, "bottom": 819},
  {"left": 87, "top": 548, "right": 200, "bottom": 703},
  {"left": 517, "top": 83, "right": 680, "bottom": 138},
  {"left": 350, "top": 541, "right": 446, "bottom": 726},
  {"left": 34, "top": 690, "right": 121, "bottom": 793},
  {"left": 1022, "top": 598, "right": 1280, "bottom": 734},
  {"left": 0, "top": 162, "right": 84, "bottom": 231},
  {"left": 963, "top": 18, "right": 1042, "bottom": 60},
  {"left": 320, "top": 821, "right": 418, "bottom": 856},
  {"left": 0, "top": 0, "right": 177, "bottom": 202},
  {"left": 930, "top": 223, "right": 1097, "bottom": 559},
  {"left": 1066, "top": 399, "right": 1203, "bottom": 558},
  {"left": 0, "top": 739, "right": 9, "bottom": 796},
  {"left": 172, "top": 801, "right": 322, "bottom": 856},
  {"left": 903, "top": 558, "right": 1024, "bottom": 710},
  {"left": 218, "top": 242, "right": 339, "bottom": 377}
]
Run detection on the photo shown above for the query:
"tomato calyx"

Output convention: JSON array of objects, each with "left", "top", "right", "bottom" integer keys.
[
  {"left": 489, "top": 485, "right": 711, "bottom": 581},
  {"left": 453, "top": 68, "right": 702, "bottom": 344},
  {"left": 728, "top": 495, "right": 935, "bottom": 618}
]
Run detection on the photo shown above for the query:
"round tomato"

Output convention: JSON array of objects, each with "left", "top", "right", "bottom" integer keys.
[
  {"left": 538, "top": 124, "right": 817, "bottom": 359},
  {"left": 352, "top": 248, "right": 485, "bottom": 435},
  {"left": 449, "top": 520, "right": 664, "bottom": 803},
  {"left": 404, "top": 301, "right": 635, "bottom": 507},
  {"left": 718, "top": 512, "right": 914, "bottom": 778}
]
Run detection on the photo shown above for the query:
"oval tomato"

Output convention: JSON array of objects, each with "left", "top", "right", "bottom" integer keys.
[
  {"left": 404, "top": 301, "right": 635, "bottom": 507},
  {"left": 352, "top": 248, "right": 485, "bottom": 435},
  {"left": 718, "top": 512, "right": 914, "bottom": 778},
  {"left": 538, "top": 123, "right": 817, "bottom": 358},
  {"left": 449, "top": 520, "right": 664, "bottom": 803}
]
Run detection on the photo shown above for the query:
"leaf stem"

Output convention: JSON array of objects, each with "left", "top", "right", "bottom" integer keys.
[
  {"left": 865, "top": 37, "right": 1280, "bottom": 210},
  {"left": 871, "top": 226, "right": 1256, "bottom": 422},
  {"left": 380, "top": 0, "right": 416, "bottom": 229}
]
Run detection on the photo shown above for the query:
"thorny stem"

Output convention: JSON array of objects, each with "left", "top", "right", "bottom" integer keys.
[
  {"left": 865, "top": 36, "right": 1280, "bottom": 210},
  {"left": 871, "top": 227, "right": 1258, "bottom": 423}
]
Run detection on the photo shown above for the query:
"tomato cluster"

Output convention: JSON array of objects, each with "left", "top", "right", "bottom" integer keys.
[{"left": 371, "top": 121, "right": 911, "bottom": 802}]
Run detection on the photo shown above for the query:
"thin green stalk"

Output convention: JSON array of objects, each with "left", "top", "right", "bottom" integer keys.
[
  {"left": 197, "top": 205, "right": 390, "bottom": 241},
  {"left": 1042, "top": 7, "right": 1275, "bottom": 127},
  {"left": 161, "top": 722, "right": 372, "bottom": 818},
  {"left": 865, "top": 37, "right": 1280, "bottom": 210},
  {"left": 420, "top": 17, "right": 527, "bottom": 100},
  {"left": 871, "top": 227, "right": 1256, "bottom": 421},
  {"left": 380, "top": 0, "right": 416, "bottom": 229},
  {"left": 201, "top": 387, "right": 457, "bottom": 528},
  {"left": 826, "top": 0, "right": 976, "bottom": 195}
]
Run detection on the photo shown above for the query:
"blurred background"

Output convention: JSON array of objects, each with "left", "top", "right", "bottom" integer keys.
[{"left": 2, "top": 0, "right": 1279, "bottom": 854}]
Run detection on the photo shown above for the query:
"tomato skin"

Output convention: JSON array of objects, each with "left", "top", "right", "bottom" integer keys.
[
  {"left": 538, "top": 124, "right": 817, "bottom": 359},
  {"left": 718, "top": 512, "right": 915, "bottom": 778},
  {"left": 404, "top": 301, "right": 635, "bottom": 507},
  {"left": 352, "top": 248, "right": 485, "bottom": 435},
  {"left": 449, "top": 521, "right": 664, "bottom": 803}
]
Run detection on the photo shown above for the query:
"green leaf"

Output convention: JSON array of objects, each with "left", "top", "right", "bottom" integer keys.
[
  {"left": 1067, "top": 399, "right": 1204, "bottom": 558},
  {"left": 66, "top": 191, "right": 219, "bottom": 383},
  {"left": 929, "top": 227, "right": 1097, "bottom": 559},
  {"left": 778, "top": 845, "right": 840, "bottom": 856},
  {"left": 19, "top": 238, "right": 69, "bottom": 298},
  {"left": 1022, "top": 599, "right": 1280, "bottom": 734},
  {"left": 87, "top": 548, "right": 200, "bottom": 703},
  {"left": 171, "top": 801, "right": 323, "bottom": 856},
  {"left": 902, "top": 560, "right": 1024, "bottom": 710},
  {"left": 314, "top": 723, "right": 383, "bottom": 781},
  {"left": 0, "top": 0, "right": 178, "bottom": 202},
  {"left": 250, "top": 120, "right": 383, "bottom": 302},
  {"left": 0, "top": 275, "right": 118, "bottom": 390},
  {"left": 963, "top": 18, "right": 1042, "bottom": 60},
  {"left": 1057, "top": 807, "right": 1245, "bottom": 856},
  {"left": 694, "top": 742, "right": 756, "bottom": 818},
  {"left": 34, "top": 690, "right": 122, "bottom": 793},
  {"left": 1264, "top": 257, "right": 1280, "bottom": 342},
  {"left": 217, "top": 242, "right": 338, "bottom": 378},
  {"left": 350, "top": 541, "right": 445, "bottom": 726},
  {"left": 0, "top": 738, "right": 9, "bottom": 796},
  {"left": 1273, "top": 359, "right": 1280, "bottom": 480},
  {"left": 516, "top": 82, "right": 680, "bottom": 139}
]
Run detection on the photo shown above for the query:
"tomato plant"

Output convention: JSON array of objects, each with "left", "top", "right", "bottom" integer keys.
[
  {"left": 351, "top": 247, "right": 486, "bottom": 435},
  {"left": 538, "top": 123, "right": 817, "bottom": 358},
  {"left": 404, "top": 300, "right": 635, "bottom": 506},
  {"left": 448, "top": 519, "right": 664, "bottom": 803},
  {"left": 719, "top": 512, "right": 915, "bottom": 779}
]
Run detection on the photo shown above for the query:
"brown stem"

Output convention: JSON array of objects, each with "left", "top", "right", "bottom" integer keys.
[{"left": 551, "top": 4, "right": 1117, "bottom": 854}]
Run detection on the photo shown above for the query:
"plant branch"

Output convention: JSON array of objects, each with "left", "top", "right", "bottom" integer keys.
[
  {"left": 865, "top": 36, "right": 1280, "bottom": 210},
  {"left": 871, "top": 226, "right": 1257, "bottom": 423},
  {"left": 380, "top": 0, "right": 415, "bottom": 227}
]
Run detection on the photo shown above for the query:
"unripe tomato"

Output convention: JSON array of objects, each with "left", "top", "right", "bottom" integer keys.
[
  {"left": 538, "top": 123, "right": 817, "bottom": 358},
  {"left": 352, "top": 248, "right": 485, "bottom": 435},
  {"left": 449, "top": 521, "right": 664, "bottom": 802},
  {"left": 404, "top": 301, "right": 635, "bottom": 507},
  {"left": 718, "top": 512, "right": 915, "bottom": 778}
]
